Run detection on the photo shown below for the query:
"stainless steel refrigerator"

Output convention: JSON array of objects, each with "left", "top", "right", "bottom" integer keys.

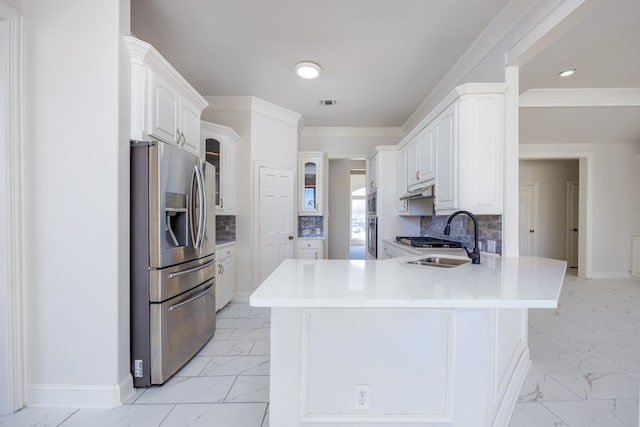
[{"left": 130, "top": 140, "right": 216, "bottom": 387}]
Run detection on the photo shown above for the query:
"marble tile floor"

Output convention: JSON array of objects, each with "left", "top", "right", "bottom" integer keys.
[
  {"left": 0, "top": 301, "right": 271, "bottom": 427},
  {"left": 2, "top": 270, "right": 639, "bottom": 426},
  {"left": 509, "top": 269, "right": 640, "bottom": 426}
]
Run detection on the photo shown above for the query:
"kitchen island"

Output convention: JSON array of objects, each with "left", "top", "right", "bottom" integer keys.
[{"left": 250, "top": 254, "right": 566, "bottom": 427}]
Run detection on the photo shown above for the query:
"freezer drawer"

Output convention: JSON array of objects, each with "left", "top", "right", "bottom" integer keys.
[
  {"left": 149, "top": 279, "right": 216, "bottom": 385},
  {"left": 149, "top": 254, "right": 216, "bottom": 302}
]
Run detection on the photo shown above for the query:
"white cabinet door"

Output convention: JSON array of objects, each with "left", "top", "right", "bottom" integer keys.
[
  {"left": 202, "top": 121, "right": 239, "bottom": 215},
  {"left": 215, "top": 244, "right": 235, "bottom": 311},
  {"left": 180, "top": 100, "right": 202, "bottom": 156},
  {"left": 407, "top": 125, "right": 435, "bottom": 191},
  {"left": 149, "top": 72, "right": 179, "bottom": 145},
  {"left": 397, "top": 145, "right": 408, "bottom": 213},
  {"left": 299, "top": 153, "right": 325, "bottom": 215},
  {"left": 418, "top": 125, "right": 435, "bottom": 183},
  {"left": 298, "top": 239, "right": 324, "bottom": 259},
  {"left": 434, "top": 103, "right": 456, "bottom": 210}
]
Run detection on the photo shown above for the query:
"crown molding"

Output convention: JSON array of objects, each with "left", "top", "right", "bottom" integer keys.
[
  {"left": 301, "top": 127, "right": 404, "bottom": 138},
  {"left": 124, "top": 36, "right": 208, "bottom": 111},
  {"left": 0, "top": 1, "right": 20, "bottom": 18},
  {"left": 403, "top": 0, "right": 539, "bottom": 133},
  {"left": 205, "top": 96, "right": 302, "bottom": 125},
  {"left": 520, "top": 88, "right": 640, "bottom": 107}
]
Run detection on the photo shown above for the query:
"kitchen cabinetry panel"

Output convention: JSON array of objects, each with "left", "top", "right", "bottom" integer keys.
[
  {"left": 149, "top": 72, "right": 180, "bottom": 144},
  {"left": 434, "top": 103, "right": 456, "bottom": 211},
  {"left": 396, "top": 145, "right": 409, "bottom": 213},
  {"left": 407, "top": 125, "right": 435, "bottom": 191},
  {"left": 298, "top": 239, "right": 324, "bottom": 260},
  {"left": 299, "top": 152, "right": 326, "bottom": 215},
  {"left": 126, "top": 36, "right": 208, "bottom": 157},
  {"left": 202, "top": 121, "right": 239, "bottom": 214},
  {"left": 216, "top": 243, "right": 235, "bottom": 311},
  {"left": 366, "top": 153, "right": 378, "bottom": 191}
]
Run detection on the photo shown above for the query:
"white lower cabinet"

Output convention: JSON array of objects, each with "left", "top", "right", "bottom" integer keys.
[
  {"left": 215, "top": 243, "right": 235, "bottom": 311},
  {"left": 298, "top": 239, "right": 324, "bottom": 260}
]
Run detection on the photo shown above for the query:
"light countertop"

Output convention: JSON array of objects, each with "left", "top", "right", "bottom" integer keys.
[{"left": 249, "top": 254, "right": 567, "bottom": 309}]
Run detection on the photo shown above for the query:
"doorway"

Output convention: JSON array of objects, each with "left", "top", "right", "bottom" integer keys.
[
  {"left": 349, "top": 172, "right": 366, "bottom": 260},
  {"left": 327, "top": 159, "right": 366, "bottom": 259},
  {"left": 519, "top": 159, "right": 580, "bottom": 266}
]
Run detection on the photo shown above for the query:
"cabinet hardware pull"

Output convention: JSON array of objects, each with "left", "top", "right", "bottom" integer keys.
[
  {"left": 168, "top": 259, "right": 215, "bottom": 279},
  {"left": 221, "top": 197, "right": 223, "bottom": 208},
  {"left": 416, "top": 170, "right": 420, "bottom": 179}
]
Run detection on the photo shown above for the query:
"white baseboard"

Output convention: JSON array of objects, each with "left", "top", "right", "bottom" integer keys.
[
  {"left": 234, "top": 291, "right": 251, "bottom": 303},
  {"left": 588, "top": 272, "right": 631, "bottom": 280},
  {"left": 28, "top": 374, "right": 134, "bottom": 408},
  {"left": 492, "top": 346, "right": 531, "bottom": 427}
]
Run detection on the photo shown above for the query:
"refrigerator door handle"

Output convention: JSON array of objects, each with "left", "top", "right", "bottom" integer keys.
[
  {"left": 167, "top": 259, "right": 215, "bottom": 279},
  {"left": 189, "top": 165, "right": 198, "bottom": 247},
  {"left": 194, "top": 164, "right": 206, "bottom": 249},
  {"left": 167, "top": 284, "right": 214, "bottom": 312}
]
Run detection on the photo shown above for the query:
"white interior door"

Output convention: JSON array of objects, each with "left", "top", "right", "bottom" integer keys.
[
  {"left": 519, "top": 184, "right": 537, "bottom": 256},
  {"left": 259, "top": 166, "right": 294, "bottom": 283},
  {"left": 567, "top": 181, "right": 579, "bottom": 268}
]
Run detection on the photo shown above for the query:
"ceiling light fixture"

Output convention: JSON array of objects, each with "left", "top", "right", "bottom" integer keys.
[
  {"left": 558, "top": 68, "right": 576, "bottom": 78},
  {"left": 295, "top": 61, "right": 322, "bottom": 79}
]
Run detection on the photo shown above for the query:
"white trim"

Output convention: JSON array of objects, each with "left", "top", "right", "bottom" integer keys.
[
  {"left": 505, "top": 0, "right": 592, "bottom": 67},
  {"left": 503, "top": 66, "right": 520, "bottom": 257},
  {"left": 403, "top": 0, "right": 537, "bottom": 132},
  {"left": 27, "top": 375, "right": 134, "bottom": 409},
  {"left": 491, "top": 345, "right": 531, "bottom": 427},
  {"left": 520, "top": 88, "right": 640, "bottom": 108},
  {"left": 204, "top": 96, "right": 302, "bottom": 125},
  {"left": 0, "top": 10, "right": 25, "bottom": 414},
  {"left": 302, "top": 127, "right": 404, "bottom": 138}
]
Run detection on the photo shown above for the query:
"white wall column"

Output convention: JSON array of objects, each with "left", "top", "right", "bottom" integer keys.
[
  {"left": 503, "top": 66, "right": 519, "bottom": 257},
  {"left": 0, "top": 0, "right": 24, "bottom": 414}
]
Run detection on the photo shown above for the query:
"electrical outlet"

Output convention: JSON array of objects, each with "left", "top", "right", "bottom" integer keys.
[
  {"left": 354, "top": 384, "right": 370, "bottom": 410},
  {"left": 487, "top": 239, "right": 496, "bottom": 253}
]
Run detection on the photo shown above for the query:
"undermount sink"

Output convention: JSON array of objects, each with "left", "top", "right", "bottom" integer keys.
[{"left": 407, "top": 256, "right": 471, "bottom": 268}]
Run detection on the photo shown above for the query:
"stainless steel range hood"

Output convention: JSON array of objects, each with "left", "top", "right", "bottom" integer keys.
[{"left": 400, "top": 184, "right": 434, "bottom": 200}]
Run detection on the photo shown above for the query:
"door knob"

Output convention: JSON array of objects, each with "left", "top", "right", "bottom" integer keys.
[{"left": 288, "top": 235, "right": 294, "bottom": 240}]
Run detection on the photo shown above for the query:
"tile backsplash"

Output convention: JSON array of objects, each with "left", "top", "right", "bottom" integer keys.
[
  {"left": 420, "top": 215, "right": 502, "bottom": 254},
  {"left": 216, "top": 215, "right": 236, "bottom": 243},
  {"left": 298, "top": 216, "right": 324, "bottom": 237}
]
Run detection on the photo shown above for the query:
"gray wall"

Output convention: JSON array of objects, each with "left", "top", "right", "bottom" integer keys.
[
  {"left": 519, "top": 159, "right": 579, "bottom": 261},
  {"left": 328, "top": 159, "right": 365, "bottom": 259}
]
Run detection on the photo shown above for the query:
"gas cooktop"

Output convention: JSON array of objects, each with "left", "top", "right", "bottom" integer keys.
[{"left": 395, "top": 236, "right": 463, "bottom": 249}]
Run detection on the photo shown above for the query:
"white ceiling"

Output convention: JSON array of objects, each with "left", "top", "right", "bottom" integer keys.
[
  {"left": 131, "top": 0, "right": 640, "bottom": 142},
  {"left": 131, "top": 0, "right": 510, "bottom": 127}
]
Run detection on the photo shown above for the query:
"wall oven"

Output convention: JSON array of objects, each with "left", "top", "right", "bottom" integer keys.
[
  {"left": 367, "top": 216, "right": 377, "bottom": 259},
  {"left": 367, "top": 190, "right": 377, "bottom": 216}
]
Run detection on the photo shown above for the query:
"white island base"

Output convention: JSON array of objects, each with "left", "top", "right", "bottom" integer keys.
[{"left": 251, "top": 256, "right": 566, "bottom": 426}]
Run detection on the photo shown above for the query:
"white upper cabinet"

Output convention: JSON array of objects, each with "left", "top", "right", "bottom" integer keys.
[
  {"left": 126, "top": 36, "right": 208, "bottom": 157},
  {"left": 407, "top": 124, "right": 435, "bottom": 191},
  {"left": 299, "top": 152, "right": 326, "bottom": 215},
  {"left": 433, "top": 85, "right": 505, "bottom": 215},
  {"left": 397, "top": 83, "right": 505, "bottom": 215},
  {"left": 202, "top": 121, "right": 239, "bottom": 215}
]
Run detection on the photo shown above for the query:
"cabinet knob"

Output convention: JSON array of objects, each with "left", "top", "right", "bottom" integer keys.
[{"left": 288, "top": 235, "right": 294, "bottom": 240}]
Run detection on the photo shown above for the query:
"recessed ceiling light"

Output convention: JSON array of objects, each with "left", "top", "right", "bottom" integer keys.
[
  {"left": 558, "top": 69, "right": 576, "bottom": 78},
  {"left": 295, "top": 61, "right": 322, "bottom": 79}
]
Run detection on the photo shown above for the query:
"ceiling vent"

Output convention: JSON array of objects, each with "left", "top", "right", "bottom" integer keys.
[{"left": 320, "top": 99, "right": 337, "bottom": 106}]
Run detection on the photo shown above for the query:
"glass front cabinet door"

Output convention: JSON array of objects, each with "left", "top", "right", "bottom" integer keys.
[
  {"left": 201, "top": 121, "right": 239, "bottom": 215},
  {"left": 298, "top": 152, "right": 325, "bottom": 215}
]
